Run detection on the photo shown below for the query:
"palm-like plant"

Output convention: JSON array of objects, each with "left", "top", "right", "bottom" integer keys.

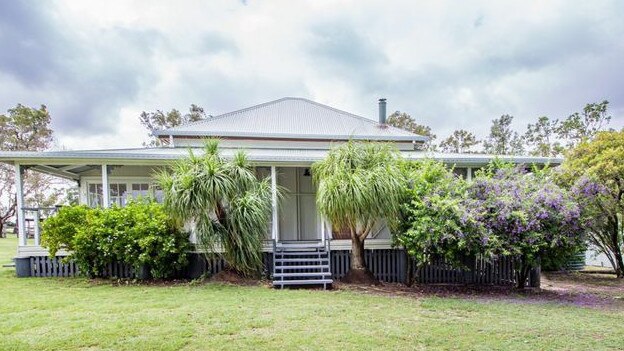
[
  {"left": 156, "top": 140, "right": 273, "bottom": 276},
  {"left": 312, "top": 141, "right": 404, "bottom": 283}
]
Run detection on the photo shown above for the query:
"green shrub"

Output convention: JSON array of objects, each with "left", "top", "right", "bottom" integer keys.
[
  {"left": 395, "top": 160, "right": 486, "bottom": 267},
  {"left": 40, "top": 205, "right": 91, "bottom": 256},
  {"left": 42, "top": 201, "right": 190, "bottom": 279}
]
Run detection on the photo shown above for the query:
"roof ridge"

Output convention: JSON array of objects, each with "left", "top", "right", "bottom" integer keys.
[{"left": 164, "top": 97, "right": 422, "bottom": 138}]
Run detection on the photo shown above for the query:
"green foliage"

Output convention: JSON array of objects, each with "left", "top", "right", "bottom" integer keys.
[
  {"left": 395, "top": 160, "right": 485, "bottom": 267},
  {"left": 482, "top": 114, "right": 525, "bottom": 155},
  {"left": 524, "top": 116, "right": 563, "bottom": 157},
  {"left": 41, "top": 202, "right": 189, "bottom": 279},
  {"left": 140, "top": 104, "right": 207, "bottom": 147},
  {"left": 157, "top": 140, "right": 273, "bottom": 277},
  {"left": 40, "top": 205, "right": 90, "bottom": 257},
  {"left": 313, "top": 141, "right": 403, "bottom": 238},
  {"left": 439, "top": 129, "right": 480, "bottom": 153},
  {"left": 313, "top": 141, "right": 404, "bottom": 273},
  {"left": 386, "top": 111, "right": 436, "bottom": 150},
  {"left": 561, "top": 130, "right": 624, "bottom": 276}
]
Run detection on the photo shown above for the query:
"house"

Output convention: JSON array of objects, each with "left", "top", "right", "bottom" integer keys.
[{"left": 0, "top": 97, "right": 559, "bottom": 286}]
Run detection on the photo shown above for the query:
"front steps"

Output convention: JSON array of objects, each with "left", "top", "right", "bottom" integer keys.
[{"left": 272, "top": 241, "right": 333, "bottom": 289}]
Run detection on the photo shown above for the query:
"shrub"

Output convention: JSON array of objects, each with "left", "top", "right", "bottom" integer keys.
[
  {"left": 469, "top": 167, "right": 585, "bottom": 288},
  {"left": 395, "top": 160, "right": 487, "bottom": 268},
  {"left": 40, "top": 205, "right": 90, "bottom": 256},
  {"left": 42, "top": 201, "right": 190, "bottom": 279}
]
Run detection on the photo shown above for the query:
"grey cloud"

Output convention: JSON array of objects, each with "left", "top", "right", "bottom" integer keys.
[
  {"left": 0, "top": 2, "right": 161, "bottom": 135},
  {"left": 307, "top": 22, "right": 389, "bottom": 93}
]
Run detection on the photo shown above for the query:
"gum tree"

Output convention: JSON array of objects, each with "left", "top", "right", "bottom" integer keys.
[
  {"left": 157, "top": 140, "right": 273, "bottom": 277},
  {"left": 313, "top": 141, "right": 403, "bottom": 284}
]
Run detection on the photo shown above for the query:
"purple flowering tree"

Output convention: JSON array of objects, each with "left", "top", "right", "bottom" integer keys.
[
  {"left": 469, "top": 167, "right": 585, "bottom": 289},
  {"left": 395, "top": 160, "right": 487, "bottom": 275}
]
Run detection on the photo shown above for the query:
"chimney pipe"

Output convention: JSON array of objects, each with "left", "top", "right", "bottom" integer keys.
[{"left": 378, "top": 98, "right": 387, "bottom": 124}]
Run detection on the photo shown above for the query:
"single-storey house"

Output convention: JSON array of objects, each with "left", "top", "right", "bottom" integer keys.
[{"left": 0, "top": 97, "right": 559, "bottom": 286}]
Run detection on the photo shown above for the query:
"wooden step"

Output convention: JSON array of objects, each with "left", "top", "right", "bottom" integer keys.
[
  {"left": 274, "top": 264, "right": 330, "bottom": 270},
  {"left": 274, "top": 272, "right": 332, "bottom": 278},
  {"left": 276, "top": 242, "right": 324, "bottom": 249},
  {"left": 275, "top": 257, "right": 329, "bottom": 263},
  {"left": 274, "top": 251, "right": 327, "bottom": 256},
  {"left": 273, "top": 279, "right": 333, "bottom": 286}
]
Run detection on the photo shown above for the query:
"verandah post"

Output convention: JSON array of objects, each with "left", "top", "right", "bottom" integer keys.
[
  {"left": 15, "top": 163, "right": 26, "bottom": 246},
  {"left": 270, "top": 165, "right": 279, "bottom": 242},
  {"left": 101, "top": 164, "right": 110, "bottom": 208}
]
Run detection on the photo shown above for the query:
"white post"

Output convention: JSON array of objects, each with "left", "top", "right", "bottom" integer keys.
[
  {"left": 467, "top": 167, "right": 473, "bottom": 181},
  {"left": 33, "top": 210, "right": 41, "bottom": 246},
  {"left": 15, "top": 164, "right": 26, "bottom": 246},
  {"left": 271, "top": 166, "right": 279, "bottom": 242},
  {"left": 321, "top": 218, "right": 326, "bottom": 245},
  {"left": 101, "top": 164, "right": 110, "bottom": 208}
]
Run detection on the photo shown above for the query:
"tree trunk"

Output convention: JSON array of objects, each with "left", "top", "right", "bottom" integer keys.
[
  {"left": 351, "top": 235, "right": 367, "bottom": 271},
  {"left": 611, "top": 218, "right": 624, "bottom": 278},
  {"left": 341, "top": 234, "right": 378, "bottom": 285},
  {"left": 515, "top": 256, "right": 531, "bottom": 290}
]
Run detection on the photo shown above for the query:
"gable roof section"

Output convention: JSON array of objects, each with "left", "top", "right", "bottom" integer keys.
[{"left": 153, "top": 97, "right": 427, "bottom": 142}]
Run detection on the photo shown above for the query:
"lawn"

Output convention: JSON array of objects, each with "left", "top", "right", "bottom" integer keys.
[{"left": 1, "top": 237, "right": 623, "bottom": 351}]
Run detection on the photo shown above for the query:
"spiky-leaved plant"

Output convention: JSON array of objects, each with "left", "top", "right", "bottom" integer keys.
[
  {"left": 156, "top": 140, "right": 273, "bottom": 277},
  {"left": 312, "top": 141, "right": 404, "bottom": 283}
]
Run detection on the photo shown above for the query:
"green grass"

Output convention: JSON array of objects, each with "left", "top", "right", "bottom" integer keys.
[{"left": 1, "top": 238, "right": 623, "bottom": 351}]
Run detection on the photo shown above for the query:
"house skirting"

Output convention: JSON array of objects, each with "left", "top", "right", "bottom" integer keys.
[{"left": 14, "top": 249, "right": 540, "bottom": 288}]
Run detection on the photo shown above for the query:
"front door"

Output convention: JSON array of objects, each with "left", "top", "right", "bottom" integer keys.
[{"left": 278, "top": 167, "right": 320, "bottom": 241}]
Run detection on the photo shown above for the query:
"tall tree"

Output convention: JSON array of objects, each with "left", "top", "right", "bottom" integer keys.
[
  {"left": 140, "top": 104, "right": 207, "bottom": 147},
  {"left": 0, "top": 104, "right": 58, "bottom": 236},
  {"left": 387, "top": 111, "right": 437, "bottom": 150},
  {"left": 482, "top": 114, "right": 524, "bottom": 155},
  {"left": 439, "top": 129, "right": 480, "bottom": 153},
  {"left": 524, "top": 116, "right": 563, "bottom": 157},
  {"left": 561, "top": 130, "right": 624, "bottom": 277},
  {"left": 557, "top": 100, "right": 611, "bottom": 149},
  {"left": 313, "top": 141, "right": 403, "bottom": 284}
]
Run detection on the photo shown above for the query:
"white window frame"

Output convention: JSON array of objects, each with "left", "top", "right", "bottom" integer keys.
[{"left": 80, "top": 176, "right": 158, "bottom": 207}]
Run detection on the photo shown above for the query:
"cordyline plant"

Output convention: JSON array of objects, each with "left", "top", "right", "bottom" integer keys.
[
  {"left": 156, "top": 140, "right": 273, "bottom": 277},
  {"left": 469, "top": 166, "right": 585, "bottom": 289},
  {"left": 312, "top": 141, "right": 404, "bottom": 284}
]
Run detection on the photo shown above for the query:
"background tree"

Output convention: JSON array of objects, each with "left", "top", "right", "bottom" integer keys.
[
  {"left": 524, "top": 116, "right": 563, "bottom": 157},
  {"left": 157, "top": 140, "right": 273, "bottom": 277},
  {"left": 140, "top": 104, "right": 207, "bottom": 147},
  {"left": 557, "top": 100, "right": 611, "bottom": 149},
  {"left": 561, "top": 130, "right": 624, "bottom": 277},
  {"left": 387, "top": 111, "right": 437, "bottom": 150},
  {"left": 0, "top": 104, "right": 63, "bottom": 236},
  {"left": 313, "top": 141, "right": 403, "bottom": 284},
  {"left": 482, "top": 115, "right": 525, "bottom": 155},
  {"left": 439, "top": 129, "right": 480, "bottom": 153}
]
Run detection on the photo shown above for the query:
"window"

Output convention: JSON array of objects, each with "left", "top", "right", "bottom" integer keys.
[{"left": 88, "top": 184, "right": 103, "bottom": 207}]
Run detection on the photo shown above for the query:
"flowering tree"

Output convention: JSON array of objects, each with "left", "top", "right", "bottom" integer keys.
[
  {"left": 395, "top": 160, "right": 487, "bottom": 272},
  {"left": 469, "top": 167, "right": 585, "bottom": 288},
  {"left": 560, "top": 131, "right": 624, "bottom": 277}
]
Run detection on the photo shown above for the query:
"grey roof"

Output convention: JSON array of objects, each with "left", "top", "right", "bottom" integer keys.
[
  {"left": 153, "top": 97, "right": 427, "bottom": 142},
  {"left": 0, "top": 147, "right": 563, "bottom": 166}
]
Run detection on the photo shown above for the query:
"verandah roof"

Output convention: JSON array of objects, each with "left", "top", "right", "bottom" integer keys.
[{"left": 0, "top": 146, "right": 563, "bottom": 180}]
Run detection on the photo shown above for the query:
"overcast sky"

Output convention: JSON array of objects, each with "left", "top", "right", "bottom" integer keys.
[{"left": 1, "top": 1, "right": 622, "bottom": 150}]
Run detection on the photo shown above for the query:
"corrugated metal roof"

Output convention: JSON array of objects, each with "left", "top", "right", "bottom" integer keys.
[
  {"left": 153, "top": 97, "right": 427, "bottom": 142},
  {"left": 0, "top": 147, "right": 562, "bottom": 166}
]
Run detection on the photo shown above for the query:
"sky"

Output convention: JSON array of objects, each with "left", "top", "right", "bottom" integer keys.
[{"left": 0, "top": 0, "right": 623, "bottom": 150}]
